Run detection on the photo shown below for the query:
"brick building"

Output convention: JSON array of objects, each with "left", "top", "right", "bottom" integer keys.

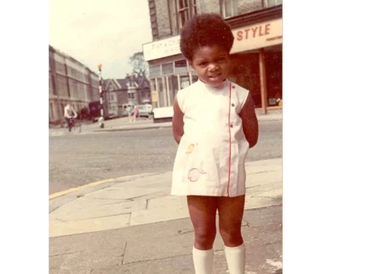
[
  {"left": 49, "top": 45, "right": 100, "bottom": 124},
  {"left": 143, "top": 0, "right": 282, "bottom": 113}
]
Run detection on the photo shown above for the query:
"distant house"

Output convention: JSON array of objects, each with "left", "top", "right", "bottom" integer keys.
[
  {"left": 103, "top": 75, "right": 151, "bottom": 117},
  {"left": 103, "top": 79, "right": 120, "bottom": 117}
]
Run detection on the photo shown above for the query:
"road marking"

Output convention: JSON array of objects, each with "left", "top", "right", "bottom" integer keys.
[{"left": 49, "top": 173, "right": 153, "bottom": 200}]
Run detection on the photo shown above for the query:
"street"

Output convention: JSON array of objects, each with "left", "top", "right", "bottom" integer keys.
[{"left": 49, "top": 120, "right": 282, "bottom": 194}]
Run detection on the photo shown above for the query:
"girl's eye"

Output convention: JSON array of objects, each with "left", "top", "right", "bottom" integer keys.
[{"left": 199, "top": 62, "right": 207, "bottom": 66}]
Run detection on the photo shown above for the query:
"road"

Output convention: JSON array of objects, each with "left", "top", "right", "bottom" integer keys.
[{"left": 49, "top": 120, "right": 282, "bottom": 194}]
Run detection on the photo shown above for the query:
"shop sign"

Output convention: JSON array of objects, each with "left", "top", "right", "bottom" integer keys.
[
  {"left": 143, "top": 18, "right": 282, "bottom": 61},
  {"left": 143, "top": 35, "right": 181, "bottom": 61},
  {"left": 231, "top": 18, "right": 283, "bottom": 54}
]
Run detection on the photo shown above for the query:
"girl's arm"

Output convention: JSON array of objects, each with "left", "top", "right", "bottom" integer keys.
[
  {"left": 172, "top": 97, "right": 184, "bottom": 144},
  {"left": 239, "top": 94, "right": 259, "bottom": 148}
]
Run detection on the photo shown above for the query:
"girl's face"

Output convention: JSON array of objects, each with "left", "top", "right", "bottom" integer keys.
[{"left": 189, "top": 45, "right": 230, "bottom": 88}]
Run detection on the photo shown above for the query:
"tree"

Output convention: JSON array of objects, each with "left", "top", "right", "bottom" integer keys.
[{"left": 129, "top": 51, "right": 149, "bottom": 78}]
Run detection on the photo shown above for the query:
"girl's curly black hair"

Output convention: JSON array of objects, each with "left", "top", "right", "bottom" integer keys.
[{"left": 180, "top": 13, "right": 234, "bottom": 61}]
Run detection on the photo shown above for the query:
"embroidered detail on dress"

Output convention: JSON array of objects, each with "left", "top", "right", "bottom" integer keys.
[
  {"left": 186, "top": 144, "right": 195, "bottom": 154},
  {"left": 187, "top": 161, "right": 207, "bottom": 182},
  {"left": 188, "top": 167, "right": 207, "bottom": 182}
]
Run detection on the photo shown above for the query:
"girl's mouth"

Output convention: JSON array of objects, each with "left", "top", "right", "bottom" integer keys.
[{"left": 208, "top": 73, "right": 221, "bottom": 80}]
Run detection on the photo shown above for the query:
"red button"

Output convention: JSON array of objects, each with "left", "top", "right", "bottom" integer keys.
[
  {"left": 232, "top": 86, "right": 235, "bottom": 89},
  {"left": 230, "top": 124, "right": 233, "bottom": 128},
  {"left": 231, "top": 103, "right": 235, "bottom": 107}
]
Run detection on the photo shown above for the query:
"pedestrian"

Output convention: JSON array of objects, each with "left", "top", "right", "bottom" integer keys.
[
  {"left": 172, "top": 13, "right": 259, "bottom": 274},
  {"left": 132, "top": 105, "right": 139, "bottom": 122},
  {"left": 127, "top": 105, "right": 132, "bottom": 122}
]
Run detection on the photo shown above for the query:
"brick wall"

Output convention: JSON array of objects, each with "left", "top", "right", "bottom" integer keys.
[
  {"left": 237, "top": 0, "right": 263, "bottom": 14},
  {"left": 154, "top": 0, "right": 172, "bottom": 39},
  {"left": 147, "top": 0, "right": 266, "bottom": 41},
  {"left": 199, "top": 0, "right": 220, "bottom": 14}
]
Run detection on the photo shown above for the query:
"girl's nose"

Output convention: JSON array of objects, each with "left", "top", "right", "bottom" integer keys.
[{"left": 208, "top": 63, "right": 219, "bottom": 71}]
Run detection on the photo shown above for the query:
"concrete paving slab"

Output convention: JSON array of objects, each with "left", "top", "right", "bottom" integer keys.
[
  {"left": 130, "top": 206, "right": 190, "bottom": 226},
  {"left": 49, "top": 214, "right": 131, "bottom": 238},
  {"left": 85, "top": 186, "right": 164, "bottom": 200},
  {"left": 53, "top": 199, "right": 146, "bottom": 222},
  {"left": 147, "top": 195, "right": 187, "bottom": 209}
]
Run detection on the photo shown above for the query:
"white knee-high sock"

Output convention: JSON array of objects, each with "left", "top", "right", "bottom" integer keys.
[
  {"left": 224, "top": 243, "right": 246, "bottom": 274},
  {"left": 192, "top": 247, "right": 214, "bottom": 274}
]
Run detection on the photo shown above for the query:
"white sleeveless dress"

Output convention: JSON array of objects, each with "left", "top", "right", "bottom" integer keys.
[{"left": 171, "top": 79, "right": 250, "bottom": 197}]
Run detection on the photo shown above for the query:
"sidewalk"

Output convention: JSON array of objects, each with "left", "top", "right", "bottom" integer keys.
[
  {"left": 49, "top": 158, "right": 282, "bottom": 274},
  {"left": 49, "top": 109, "right": 282, "bottom": 136},
  {"left": 93, "top": 109, "right": 283, "bottom": 133}
]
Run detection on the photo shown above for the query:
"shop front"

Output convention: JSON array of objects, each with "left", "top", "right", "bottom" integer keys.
[
  {"left": 146, "top": 55, "right": 199, "bottom": 109},
  {"left": 228, "top": 16, "right": 283, "bottom": 113},
  {"left": 143, "top": 7, "right": 282, "bottom": 114}
]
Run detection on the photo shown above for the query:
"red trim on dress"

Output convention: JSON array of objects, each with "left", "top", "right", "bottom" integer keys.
[{"left": 227, "top": 83, "right": 232, "bottom": 197}]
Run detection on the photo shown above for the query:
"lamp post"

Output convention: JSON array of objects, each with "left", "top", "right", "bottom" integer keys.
[{"left": 98, "top": 63, "right": 104, "bottom": 128}]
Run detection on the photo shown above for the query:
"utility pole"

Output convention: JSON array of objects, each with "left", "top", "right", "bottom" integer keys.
[{"left": 98, "top": 63, "right": 105, "bottom": 128}]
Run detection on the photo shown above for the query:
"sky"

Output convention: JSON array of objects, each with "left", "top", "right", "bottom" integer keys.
[{"left": 49, "top": 0, "right": 153, "bottom": 79}]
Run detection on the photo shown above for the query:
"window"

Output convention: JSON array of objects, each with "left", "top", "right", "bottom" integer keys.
[
  {"left": 170, "top": 0, "right": 197, "bottom": 34},
  {"left": 162, "top": 62, "right": 174, "bottom": 75},
  {"left": 149, "top": 65, "right": 161, "bottom": 78},
  {"left": 56, "top": 61, "right": 66, "bottom": 74},
  {"left": 221, "top": 0, "right": 238, "bottom": 18},
  {"left": 157, "top": 78, "right": 167, "bottom": 107},
  {"left": 56, "top": 76, "right": 68, "bottom": 96},
  {"left": 167, "top": 75, "right": 179, "bottom": 106},
  {"left": 177, "top": 0, "right": 189, "bottom": 28},
  {"left": 150, "top": 79, "right": 156, "bottom": 91},
  {"left": 180, "top": 75, "right": 190, "bottom": 89},
  {"left": 265, "top": 0, "right": 282, "bottom": 7},
  {"left": 175, "top": 60, "right": 188, "bottom": 74}
]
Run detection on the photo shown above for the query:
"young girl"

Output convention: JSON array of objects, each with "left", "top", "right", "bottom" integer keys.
[{"left": 172, "top": 13, "right": 259, "bottom": 274}]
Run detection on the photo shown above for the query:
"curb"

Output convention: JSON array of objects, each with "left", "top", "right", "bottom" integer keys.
[
  {"left": 93, "top": 116, "right": 282, "bottom": 133},
  {"left": 49, "top": 173, "right": 155, "bottom": 200},
  {"left": 93, "top": 124, "right": 172, "bottom": 133}
]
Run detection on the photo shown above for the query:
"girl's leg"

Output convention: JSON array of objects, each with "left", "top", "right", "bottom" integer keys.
[
  {"left": 217, "top": 195, "right": 246, "bottom": 274},
  {"left": 187, "top": 195, "right": 218, "bottom": 274}
]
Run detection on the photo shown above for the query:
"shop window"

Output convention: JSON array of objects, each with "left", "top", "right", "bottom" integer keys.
[
  {"left": 157, "top": 78, "right": 166, "bottom": 107},
  {"left": 221, "top": 0, "right": 238, "bottom": 18},
  {"left": 167, "top": 75, "right": 179, "bottom": 106},
  {"left": 180, "top": 75, "right": 190, "bottom": 89},
  {"left": 149, "top": 64, "right": 161, "bottom": 78},
  {"left": 175, "top": 60, "right": 188, "bottom": 74},
  {"left": 162, "top": 62, "right": 174, "bottom": 75},
  {"left": 150, "top": 78, "right": 156, "bottom": 91}
]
